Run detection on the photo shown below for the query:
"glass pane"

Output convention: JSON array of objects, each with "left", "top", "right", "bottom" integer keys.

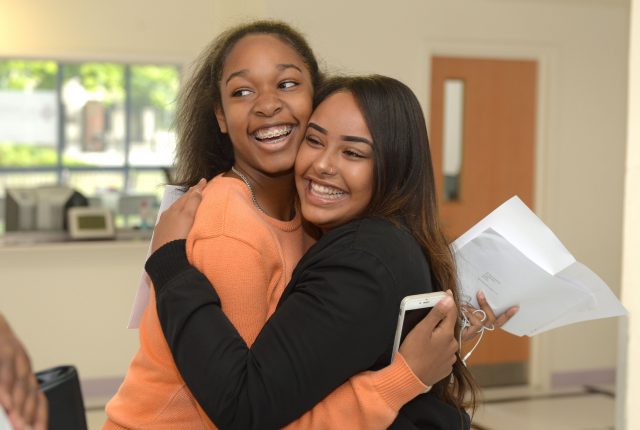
[
  {"left": 0, "top": 171, "right": 58, "bottom": 197},
  {"left": 0, "top": 60, "right": 59, "bottom": 167},
  {"left": 129, "top": 65, "right": 179, "bottom": 166},
  {"left": 66, "top": 170, "right": 124, "bottom": 199},
  {"left": 442, "top": 79, "right": 465, "bottom": 202},
  {"left": 128, "top": 169, "right": 171, "bottom": 199},
  {"left": 61, "top": 63, "right": 126, "bottom": 167}
]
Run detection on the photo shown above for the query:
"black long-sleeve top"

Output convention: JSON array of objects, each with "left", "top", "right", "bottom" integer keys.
[{"left": 147, "top": 217, "right": 470, "bottom": 429}]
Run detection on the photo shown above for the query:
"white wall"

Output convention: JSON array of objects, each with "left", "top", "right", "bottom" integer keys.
[
  {"left": 0, "top": 241, "right": 147, "bottom": 387},
  {"left": 0, "top": 0, "right": 631, "bottom": 394},
  {"left": 619, "top": 0, "right": 639, "bottom": 427},
  {"left": 0, "top": 0, "right": 216, "bottom": 62}
]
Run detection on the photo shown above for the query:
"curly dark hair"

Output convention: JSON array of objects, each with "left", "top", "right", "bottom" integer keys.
[{"left": 172, "top": 20, "right": 323, "bottom": 187}]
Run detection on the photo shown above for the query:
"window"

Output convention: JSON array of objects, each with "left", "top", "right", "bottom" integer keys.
[{"left": 0, "top": 59, "right": 180, "bottom": 206}]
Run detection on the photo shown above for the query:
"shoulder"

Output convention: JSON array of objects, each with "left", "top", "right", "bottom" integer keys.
[
  {"left": 187, "top": 176, "right": 279, "bottom": 252},
  {"left": 319, "top": 217, "right": 421, "bottom": 258},
  {"left": 312, "top": 218, "right": 433, "bottom": 292},
  {"left": 352, "top": 217, "right": 416, "bottom": 250},
  {"left": 355, "top": 218, "right": 429, "bottom": 275},
  {"left": 302, "top": 218, "right": 426, "bottom": 272},
  {"left": 198, "top": 175, "right": 255, "bottom": 230}
]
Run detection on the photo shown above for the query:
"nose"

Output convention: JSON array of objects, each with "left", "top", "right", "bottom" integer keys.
[
  {"left": 254, "top": 89, "right": 282, "bottom": 117},
  {"left": 313, "top": 149, "right": 337, "bottom": 176}
]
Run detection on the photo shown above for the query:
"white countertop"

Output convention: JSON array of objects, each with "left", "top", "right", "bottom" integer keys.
[{"left": 0, "top": 229, "right": 152, "bottom": 248}]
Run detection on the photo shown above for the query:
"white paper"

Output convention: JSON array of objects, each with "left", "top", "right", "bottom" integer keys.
[
  {"left": 530, "top": 261, "right": 627, "bottom": 335},
  {"left": 453, "top": 196, "right": 627, "bottom": 337},
  {"left": 127, "top": 185, "right": 185, "bottom": 328},
  {"left": 0, "top": 407, "right": 13, "bottom": 430},
  {"left": 454, "top": 196, "right": 576, "bottom": 275}
]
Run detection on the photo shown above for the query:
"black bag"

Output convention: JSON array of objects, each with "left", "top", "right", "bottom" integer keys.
[{"left": 36, "top": 365, "right": 88, "bottom": 430}]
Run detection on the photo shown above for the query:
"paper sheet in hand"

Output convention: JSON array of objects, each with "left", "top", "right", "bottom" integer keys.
[
  {"left": 127, "top": 185, "right": 185, "bottom": 328},
  {"left": 453, "top": 196, "right": 626, "bottom": 336},
  {"left": 0, "top": 407, "right": 12, "bottom": 430}
]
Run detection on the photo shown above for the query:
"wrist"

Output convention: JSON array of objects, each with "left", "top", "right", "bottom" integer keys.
[
  {"left": 370, "top": 353, "right": 429, "bottom": 410},
  {"left": 145, "top": 239, "right": 191, "bottom": 290}
]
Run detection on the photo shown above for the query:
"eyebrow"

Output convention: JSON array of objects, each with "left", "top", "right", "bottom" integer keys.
[
  {"left": 225, "top": 63, "right": 303, "bottom": 85},
  {"left": 225, "top": 69, "right": 248, "bottom": 85},
  {"left": 278, "top": 63, "right": 303, "bottom": 73},
  {"left": 308, "top": 122, "right": 373, "bottom": 146}
]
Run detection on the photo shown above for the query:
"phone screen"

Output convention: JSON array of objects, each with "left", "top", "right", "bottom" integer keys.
[{"left": 400, "top": 307, "right": 433, "bottom": 344}]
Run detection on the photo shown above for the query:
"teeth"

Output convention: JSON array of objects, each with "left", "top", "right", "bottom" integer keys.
[
  {"left": 310, "top": 181, "right": 345, "bottom": 200},
  {"left": 254, "top": 125, "right": 293, "bottom": 140}
]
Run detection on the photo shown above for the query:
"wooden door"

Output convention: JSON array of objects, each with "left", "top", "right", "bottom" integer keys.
[{"left": 430, "top": 56, "right": 537, "bottom": 386}]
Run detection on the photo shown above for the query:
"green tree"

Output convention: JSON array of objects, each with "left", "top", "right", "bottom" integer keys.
[
  {"left": 0, "top": 143, "right": 90, "bottom": 167},
  {"left": 131, "top": 65, "right": 180, "bottom": 110},
  {"left": 64, "top": 63, "right": 125, "bottom": 106},
  {"left": 0, "top": 60, "right": 57, "bottom": 90}
]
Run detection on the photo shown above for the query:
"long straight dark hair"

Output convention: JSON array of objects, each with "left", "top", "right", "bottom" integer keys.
[
  {"left": 173, "top": 20, "right": 323, "bottom": 187},
  {"left": 314, "top": 75, "right": 478, "bottom": 411}
]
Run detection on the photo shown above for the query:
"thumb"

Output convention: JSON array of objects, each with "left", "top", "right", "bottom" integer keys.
[
  {"left": 182, "top": 188, "right": 203, "bottom": 217},
  {"left": 417, "top": 295, "right": 454, "bottom": 333}
]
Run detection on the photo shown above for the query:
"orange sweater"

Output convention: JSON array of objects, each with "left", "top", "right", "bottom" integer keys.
[{"left": 104, "top": 175, "right": 425, "bottom": 429}]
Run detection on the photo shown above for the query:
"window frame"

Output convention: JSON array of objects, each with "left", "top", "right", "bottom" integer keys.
[{"left": 0, "top": 58, "right": 182, "bottom": 193}]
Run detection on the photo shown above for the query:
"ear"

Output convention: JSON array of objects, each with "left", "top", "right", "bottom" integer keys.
[{"left": 215, "top": 106, "right": 228, "bottom": 133}]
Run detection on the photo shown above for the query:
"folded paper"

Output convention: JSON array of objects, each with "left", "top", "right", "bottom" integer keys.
[{"left": 453, "top": 196, "right": 626, "bottom": 336}]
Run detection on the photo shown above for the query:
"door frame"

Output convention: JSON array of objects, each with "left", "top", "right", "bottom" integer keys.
[{"left": 424, "top": 38, "right": 558, "bottom": 391}]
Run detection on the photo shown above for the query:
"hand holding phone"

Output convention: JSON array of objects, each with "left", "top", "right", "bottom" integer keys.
[
  {"left": 394, "top": 291, "right": 459, "bottom": 388},
  {"left": 392, "top": 291, "right": 448, "bottom": 355}
]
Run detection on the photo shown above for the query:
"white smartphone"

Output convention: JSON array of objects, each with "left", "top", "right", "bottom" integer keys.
[{"left": 392, "top": 291, "right": 448, "bottom": 356}]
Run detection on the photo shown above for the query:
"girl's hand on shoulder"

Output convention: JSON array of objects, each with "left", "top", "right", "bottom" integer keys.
[
  {"left": 398, "top": 292, "right": 459, "bottom": 387},
  {"left": 150, "top": 179, "right": 207, "bottom": 254},
  {"left": 461, "top": 291, "right": 519, "bottom": 343}
]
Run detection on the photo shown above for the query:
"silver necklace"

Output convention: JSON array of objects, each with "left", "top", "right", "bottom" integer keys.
[{"left": 231, "top": 166, "right": 267, "bottom": 214}]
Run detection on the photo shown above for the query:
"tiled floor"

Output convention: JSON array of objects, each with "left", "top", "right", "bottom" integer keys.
[
  {"left": 86, "top": 408, "right": 107, "bottom": 429},
  {"left": 471, "top": 387, "right": 615, "bottom": 430},
  {"left": 84, "top": 396, "right": 109, "bottom": 430},
  {"left": 84, "top": 386, "right": 616, "bottom": 429}
]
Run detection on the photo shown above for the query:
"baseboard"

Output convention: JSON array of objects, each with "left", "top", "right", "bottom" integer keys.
[
  {"left": 550, "top": 367, "right": 616, "bottom": 390},
  {"left": 468, "top": 362, "right": 529, "bottom": 387},
  {"left": 80, "top": 377, "right": 123, "bottom": 408}
]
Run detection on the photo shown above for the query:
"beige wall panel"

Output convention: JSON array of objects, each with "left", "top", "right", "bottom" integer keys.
[{"left": 0, "top": 242, "right": 148, "bottom": 379}]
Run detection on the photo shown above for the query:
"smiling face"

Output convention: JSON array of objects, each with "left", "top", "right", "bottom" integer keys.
[
  {"left": 216, "top": 34, "right": 314, "bottom": 177},
  {"left": 295, "top": 91, "right": 375, "bottom": 231}
]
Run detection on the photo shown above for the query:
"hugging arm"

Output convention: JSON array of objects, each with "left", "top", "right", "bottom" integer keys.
[{"left": 150, "top": 240, "right": 427, "bottom": 430}]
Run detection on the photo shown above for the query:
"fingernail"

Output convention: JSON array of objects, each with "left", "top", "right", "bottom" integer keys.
[{"left": 478, "top": 291, "right": 485, "bottom": 300}]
